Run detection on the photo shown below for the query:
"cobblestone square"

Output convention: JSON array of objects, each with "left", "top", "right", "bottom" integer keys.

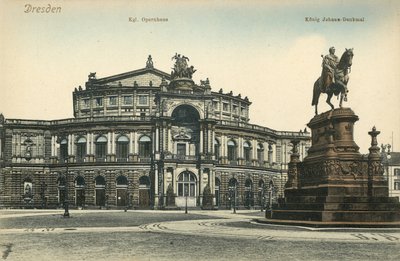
[{"left": 1, "top": 209, "right": 399, "bottom": 261}]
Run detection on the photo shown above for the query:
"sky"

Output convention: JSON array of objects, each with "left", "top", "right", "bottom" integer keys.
[{"left": 0, "top": 0, "right": 399, "bottom": 153}]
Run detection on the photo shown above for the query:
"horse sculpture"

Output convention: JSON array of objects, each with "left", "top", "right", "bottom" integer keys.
[{"left": 312, "top": 48, "right": 354, "bottom": 115}]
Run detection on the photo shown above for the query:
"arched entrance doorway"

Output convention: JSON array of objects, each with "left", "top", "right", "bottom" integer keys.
[
  {"left": 116, "top": 176, "right": 128, "bottom": 207},
  {"left": 176, "top": 171, "right": 197, "bottom": 207},
  {"left": 95, "top": 176, "right": 106, "bottom": 207},
  {"left": 244, "top": 178, "right": 254, "bottom": 208},
  {"left": 75, "top": 176, "right": 85, "bottom": 207},
  {"left": 171, "top": 105, "right": 200, "bottom": 159},
  {"left": 139, "top": 176, "right": 151, "bottom": 208},
  {"left": 228, "top": 178, "right": 238, "bottom": 209}
]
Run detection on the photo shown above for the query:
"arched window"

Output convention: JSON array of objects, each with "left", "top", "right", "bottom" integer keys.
[
  {"left": 116, "top": 135, "right": 129, "bottom": 162},
  {"left": 171, "top": 105, "right": 200, "bottom": 124},
  {"left": 139, "top": 176, "right": 150, "bottom": 188},
  {"left": 243, "top": 141, "right": 252, "bottom": 163},
  {"left": 257, "top": 143, "right": 264, "bottom": 165},
  {"left": 228, "top": 178, "right": 238, "bottom": 190},
  {"left": 214, "top": 139, "right": 220, "bottom": 160},
  {"left": 139, "top": 135, "right": 151, "bottom": 158},
  {"left": 116, "top": 176, "right": 128, "bottom": 187},
  {"left": 75, "top": 176, "right": 85, "bottom": 187},
  {"left": 60, "top": 138, "right": 68, "bottom": 162},
  {"left": 95, "top": 176, "right": 106, "bottom": 187},
  {"left": 227, "top": 140, "right": 237, "bottom": 161},
  {"left": 268, "top": 144, "right": 273, "bottom": 164},
  {"left": 177, "top": 171, "right": 196, "bottom": 197},
  {"left": 76, "top": 137, "right": 87, "bottom": 162},
  {"left": 95, "top": 136, "right": 107, "bottom": 162}
]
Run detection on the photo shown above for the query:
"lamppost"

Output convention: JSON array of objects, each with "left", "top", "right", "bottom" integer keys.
[
  {"left": 260, "top": 184, "right": 265, "bottom": 212},
  {"left": 63, "top": 158, "right": 70, "bottom": 218}
]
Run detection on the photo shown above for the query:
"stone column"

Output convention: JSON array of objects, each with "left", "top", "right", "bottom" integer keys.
[
  {"left": 200, "top": 127, "right": 204, "bottom": 155},
  {"left": 167, "top": 125, "right": 172, "bottom": 153}
]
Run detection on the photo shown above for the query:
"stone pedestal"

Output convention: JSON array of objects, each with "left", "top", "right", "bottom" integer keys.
[{"left": 267, "top": 108, "right": 400, "bottom": 224}]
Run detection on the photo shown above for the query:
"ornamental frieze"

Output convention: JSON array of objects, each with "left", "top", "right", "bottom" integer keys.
[
  {"left": 340, "top": 161, "right": 365, "bottom": 178},
  {"left": 323, "top": 160, "right": 343, "bottom": 177},
  {"left": 114, "top": 130, "right": 130, "bottom": 135},
  {"left": 368, "top": 161, "right": 384, "bottom": 176}
]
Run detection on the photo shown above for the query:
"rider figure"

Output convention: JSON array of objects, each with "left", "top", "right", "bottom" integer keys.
[{"left": 321, "top": 47, "right": 339, "bottom": 92}]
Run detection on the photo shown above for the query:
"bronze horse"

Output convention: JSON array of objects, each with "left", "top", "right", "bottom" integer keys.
[{"left": 312, "top": 48, "right": 354, "bottom": 115}]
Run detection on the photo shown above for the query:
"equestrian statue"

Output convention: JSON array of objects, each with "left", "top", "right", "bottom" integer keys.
[{"left": 312, "top": 47, "right": 354, "bottom": 115}]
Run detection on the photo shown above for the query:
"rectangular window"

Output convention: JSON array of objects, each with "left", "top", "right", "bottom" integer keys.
[
  {"left": 138, "top": 95, "right": 148, "bottom": 105},
  {"left": 213, "top": 101, "right": 219, "bottom": 110},
  {"left": 96, "top": 143, "right": 107, "bottom": 160},
  {"left": 233, "top": 105, "right": 238, "bottom": 113},
  {"left": 123, "top": 96, "right": 133, "bottom": 105},
  {"left": 60, "top": 144, "right": 68, "bottom": 162},
  {"left": 178, "top": 184, "right": 183, "bottom": 196},
  {"left": 76, "top": 143, "right": 86, "bottom": 162},
  {"left": 109, "top": 96, "right": 117, "bottom": 106},
  {"left": 241, "top": 107, "right": 246, "bottom": 115},
  {"left": 395, "top": 181, "right": 400, "bottom": 190},
  {"left": 223, "top": 103, "right": 229, "bottom": 111},
  {"left": 190, "top": 184, "right": 195, "bottom": 197},
  {"left": 95, "top": 97, "right": 103, "bottom": 107},
  {"left": 116, "top": 143, "right": 128, "bottom": 160},
  {"left": 395, "top": 169, "right": 400, "bottom": 176},
  {"left": 82, "top": 99, "right": 90, "bottom": 108},
  {"left": 177, "top": 144, "right": 186, "bottom": 157}
]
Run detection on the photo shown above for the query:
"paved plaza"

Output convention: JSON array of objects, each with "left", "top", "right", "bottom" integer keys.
[{"left": 0, "top": 209, "right": 399, "bottom": 260}]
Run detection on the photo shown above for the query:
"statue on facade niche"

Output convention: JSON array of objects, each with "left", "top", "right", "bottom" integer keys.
[
  {"left": 312, "top": 48, "right": 354, "bottom": 115},
  {"left": 171, "top": 53, "right": 196, "bottom": 79}
]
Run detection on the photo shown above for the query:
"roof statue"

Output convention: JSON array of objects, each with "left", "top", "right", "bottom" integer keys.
[
  {"left": 311, "top": 48, "right": 354, "bottom": 115},
  {"left": 146, "top": 55, "right": 154, "bottom": 68},
  {"left": 171, "top": 53, "right": 196, "bottom": 79},
  {"left": 88, "top": 72, "right": 97, "bottom": 81}
]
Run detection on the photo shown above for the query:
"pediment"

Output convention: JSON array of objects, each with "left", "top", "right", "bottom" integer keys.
[{"left": 92, "top": 68, "right": 171, "bottom": 87}]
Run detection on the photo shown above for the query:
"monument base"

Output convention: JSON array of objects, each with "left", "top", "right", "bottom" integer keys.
[{"left": 269, "top": 108, "right": 400, "bottom": 225}]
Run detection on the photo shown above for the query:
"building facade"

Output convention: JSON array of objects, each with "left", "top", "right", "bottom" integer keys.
[
  {"left": 381, "top": 146, "right": 400, "bottom": 201},
  {"left": 0, "top": 55, "right": 310, "bottom": 209}
]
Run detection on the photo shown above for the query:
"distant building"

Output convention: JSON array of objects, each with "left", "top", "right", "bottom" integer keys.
[
  {"left": 382, "top": 148, "right": 400, "bottom": 201},
  {"left": 0, "top": 55, "right": 310, "bottom": 209}
]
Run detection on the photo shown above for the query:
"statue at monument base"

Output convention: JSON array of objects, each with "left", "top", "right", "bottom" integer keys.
[{"left": 266, "top": 108, "right": 400, "bottom": 226}]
